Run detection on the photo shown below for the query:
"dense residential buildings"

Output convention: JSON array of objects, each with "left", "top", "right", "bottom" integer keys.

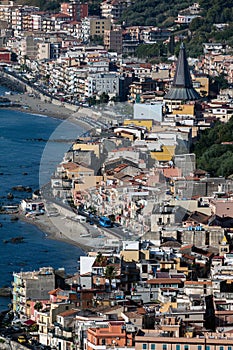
[{"left": 1, "top": 0, "right": 233, "bottom": 349}]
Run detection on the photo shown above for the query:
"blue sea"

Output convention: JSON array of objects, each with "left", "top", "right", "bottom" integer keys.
[{"left": 0, "top": 86, "right": 85, "bottom": 311}]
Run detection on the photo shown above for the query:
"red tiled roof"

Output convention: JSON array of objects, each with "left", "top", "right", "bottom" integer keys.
[
  {"left": 53, "top": 12, "right": 70, "bottom": 18},
  {"left": 184, "top": 281, "right": 212, "bottom": 285},
  {"left": 59, "top": 309, "right": 79, "bottom": 317},
  {"left": 179, "top": 244, "right": 193, "bottom": 250},
  {"left": 114, "top": 164, "right": 128, "bottom": 173},
  {"left": 163, "top": 167, "right": 182, "bottom": 178},
  {"left": 48, "top": 288, "right": 63, "bottom": 295},
  {"left": 146, "top": 278, "right": 182, "bottom": 284}
]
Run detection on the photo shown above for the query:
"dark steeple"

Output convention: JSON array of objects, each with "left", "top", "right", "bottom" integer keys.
[{"left": 165, "top": 43, "right": 200, "bottom": 101}]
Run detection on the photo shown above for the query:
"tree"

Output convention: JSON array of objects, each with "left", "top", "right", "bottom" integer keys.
[
  {"left": 34, "top": 301, "right": 43, "bottom": 312},
  {"left": 214, "top": 74, "right": 229, "bottom": 90},
  {"left": 194, "top": 117, "right": 233, "bottom": 177},
  {"left": 104, "top": 265, "right": 116, "bottom": 291},
  {"left": 99, "top": 92, "right": 109, "bottom": 104},
  {"left": 189, "top": 17, "right": 203, "bottom": 32}
]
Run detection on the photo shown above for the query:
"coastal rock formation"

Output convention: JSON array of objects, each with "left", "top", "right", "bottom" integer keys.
[
  {"left": 0, "top": 287, "right": 11, "bottom": 297},
  {"left": 7, "top": 192, "right": 14, "bottom": 200},
  {"left": 12, "top": 185, "right": 32, "bottom": 192},
  {"left": 3, "top": 236, "right": 24, "bottom": 244}
]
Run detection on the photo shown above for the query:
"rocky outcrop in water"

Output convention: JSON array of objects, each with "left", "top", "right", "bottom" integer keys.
[
  {"left": 3, "top": 236, "right": 24, "bottom": 244},
  {"left": 12, "top": 185, "right": 32, "bottom": 192},
  {"left": 0, "top": 287, "right": 11, "bottom": 297}
]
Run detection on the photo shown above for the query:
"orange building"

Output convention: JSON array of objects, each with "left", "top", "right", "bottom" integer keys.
[{"left": 87, "top": 321, "right": 134, "bottom": 350}]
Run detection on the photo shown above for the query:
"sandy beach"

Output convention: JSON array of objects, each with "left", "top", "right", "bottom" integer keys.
[
  {"left": 18, "top": 212, "right": 91, "bottom": 253},
  {"left": 5, "top": 92, "right": 97, "bottom": 131},
  {"left": 17, "top": 204, "right": 111, "bottom": 254},
  {"left": 7, "top": 93, "right": 72, "bottom": 119}
]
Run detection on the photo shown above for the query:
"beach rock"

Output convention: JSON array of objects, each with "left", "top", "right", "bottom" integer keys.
[
  {"left": 0, "top": 287, "right": 11, "bottom": 297},
  {"left": 25, "top": 187, "right": 32, "bottom": 192},
  {"left": 12, "top": 185, "right": 25, "bottom": 191},
  {"left": 3, "top": 236, "right": 24, "bottom": 244},
  {"left": 12, "top": 185, "right": 32, "bottom": 192},
  {"left": 10, "top": 216, "right": 19, "bottom": 221}
]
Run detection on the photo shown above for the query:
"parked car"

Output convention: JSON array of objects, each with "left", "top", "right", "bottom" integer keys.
[
  {"left": 18, "top": 335, "right": 27, "bottom": 343},
  {"left": 98, "top": 216, "right": 112, "bottom": 228}
]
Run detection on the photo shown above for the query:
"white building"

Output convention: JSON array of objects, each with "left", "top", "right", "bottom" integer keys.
[
  {"left": 175, "top": 14, "right": 200, "bottom": 24},
  {"left": 85, "top": 73, "right": 119, "bottom": 97},
  {"left": 20, "top": 199, "right": 45, "bottom": 214},
  {"left": 134, "top": 102, "right": 163, "bottom": 122}
]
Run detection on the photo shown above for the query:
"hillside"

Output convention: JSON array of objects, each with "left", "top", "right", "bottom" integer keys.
[
  {"left": 120, "top": 0, "right": 194, "bottom": 27},
  {"left": 120, "top": 0, "right": 233, "bottom": 57},
  {"left": 193, "top": 117, "right": 233, "bottom": 178},
  {"left": 14, "top": 0, "right": 233, "bottom": 58}
]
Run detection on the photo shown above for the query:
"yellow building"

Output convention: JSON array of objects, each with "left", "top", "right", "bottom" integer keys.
[
  {"left": 62, "top": 162, "right": 94, "bottom": 179},
  {"left": 90, "top": 17, "right": 111, "bottom": 37},
  {"left": 73, "top": 175, "right": 102, "bottom": 193},
  {"left": 123, "top": 119, "right": 153, "bottom": 131},
  {"left": 193, "top": 76, "right": 209, "bottom": 97},
  {"left": 151, "top": 145, "right": 175, "bottom": 162},
  {"left": 120, "top": 249, "right": 150, "bottom": 262},
  {"left": 72, "top": 142, "right": 101, "bottom": 157},
  {"left": 172, "top": 104, "right": 195, "bottom": 116}
]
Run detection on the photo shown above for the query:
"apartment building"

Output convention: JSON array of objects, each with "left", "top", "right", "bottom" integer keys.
[
  {"left": 89, "top": 17, "right": 111, "bottom": 36},
  {"left": 37, "top": 41, "right": 50, "bottom": 60},
  {"left": 31, "top": 14, "right": 43, "bottom": 31},
  {"left": 81, "top": 17, "right": 111, "bottom": 42},
  {"left": 104, "top": 27, "right": 123, "bottom": 53},
  {"left": 85, "top": 72, "right": 119, "bottom": 97},
  {"left": 135, "top": 333, "right": 233, "bottom": 350},
  {"left": 86, "top": 321, "right": 135, "bottom": 350},
  {"left": 18, "top": 35, "right": 38, "bottom": 60},
  {"left": 11, "top": 5, "right": 39, "bottom": 31},
  {"left": 101, "top": 0, "right": 132, "bottom": 22},
  {"left": 61, "top": 1, "right": 88, "bottom": 21},
  {"left": 0, "top": 0, "right": 16, "bottom": 25},
  {"left": 12, "top": 267, "right": 56, "bottom": 317}
]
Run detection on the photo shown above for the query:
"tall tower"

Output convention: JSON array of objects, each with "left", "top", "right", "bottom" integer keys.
[{"left": 164, "top": 43, "right": 200, "bottom": 110}]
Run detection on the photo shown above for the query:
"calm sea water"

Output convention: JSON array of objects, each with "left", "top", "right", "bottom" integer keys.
[{"left": 0, "top": 86, "right": 85, "bottom": 311}]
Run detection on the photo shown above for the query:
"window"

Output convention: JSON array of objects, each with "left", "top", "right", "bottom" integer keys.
[
  {"left": 198, "top": 346, "right": 202, "bottom": 350},
  {"left": 143, "top": 344, "right": 147, "bottom": 350},
  {"left": 228, "top": 347, "right": 231, "bottom": 350},
  {"left": 151, "top": 345, "right": 156, "bottom": 350},
  {"left": 206, "top": 346, "right": 210, "bottom": 350},
  {"left": 176, "top": 345, "right": 180, "bottom": 350},
  {"left": 184, "top": 346, "right": 189, "bottom": 350},
  {"left": 219, "top": 347, "right": 224, "bottom": 350},
  {"left": 163, "top": 345, "right": 167, "bottom": 350}
]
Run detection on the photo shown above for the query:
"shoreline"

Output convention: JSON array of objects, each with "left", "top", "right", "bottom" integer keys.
[
  {"left": 17, "top": 212, "right": 91, "bottom": 253},
  {"left": 3, "top": 91, "right": 107, "bottom": 255}
]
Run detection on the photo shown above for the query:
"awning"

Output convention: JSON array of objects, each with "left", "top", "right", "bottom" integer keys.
[{"left": 23, "top": 319, "right": 36, "bottom": 326}]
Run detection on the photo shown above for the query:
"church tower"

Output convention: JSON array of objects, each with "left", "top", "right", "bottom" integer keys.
[{"left": 164, "top": 43, "right": 200, "bottom": 111}]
